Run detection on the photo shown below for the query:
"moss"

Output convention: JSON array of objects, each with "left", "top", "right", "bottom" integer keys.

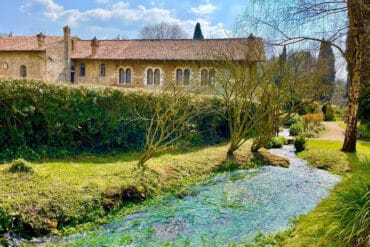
[{"left": 253, "top": 148, "right": 290, "bottom": 168}]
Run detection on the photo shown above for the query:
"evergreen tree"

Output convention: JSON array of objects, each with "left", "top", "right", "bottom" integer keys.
[
  {"left": 317, "top": 40, "right": 336, "bottom": 101},
  {"left": 193, "top": 23, "right": 204, "bottom": 40}
]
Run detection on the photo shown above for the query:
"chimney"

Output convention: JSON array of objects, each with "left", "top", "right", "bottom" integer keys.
[
  {"left": 8, "top": 32, "right": 13, "bottom": 37},
  {"left": 63, "top": 25, "right": 70, "bottom": 43},
  {"left": 36, "top": 32, "right": 46, "bottom": 48},
  {"left": 91, "top": 37, "right": 99, "bottom": 56}
]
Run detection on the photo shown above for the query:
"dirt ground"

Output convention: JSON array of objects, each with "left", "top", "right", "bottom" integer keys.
[{"left": 315, "top": 121, "right": 345, "bottom": 141}]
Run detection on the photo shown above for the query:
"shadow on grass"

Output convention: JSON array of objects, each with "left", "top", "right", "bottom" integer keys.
[{"left": 36, "top": 142, "right": 229, "bottom": 165}]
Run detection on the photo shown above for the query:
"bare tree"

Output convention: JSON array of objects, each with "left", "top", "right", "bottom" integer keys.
[
  {"left": 139, "top": 22, "right": 188, "bottom": 39},
  {"left": 242, "top": 0, "right": 370, "bottom": 152},
  {"left": 135, "top": 83, "right": 197, "bottom": 170}
]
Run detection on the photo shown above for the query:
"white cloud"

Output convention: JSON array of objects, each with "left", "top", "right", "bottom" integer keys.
[
  {"left": 190, "top": 2, "right": 217, "bottom": 16},
  {"left": 19, "top": 0, "right": 228, "bottom": 38},
  {"left": 20, "top": 0, "right": 64, "bottom": 21}
]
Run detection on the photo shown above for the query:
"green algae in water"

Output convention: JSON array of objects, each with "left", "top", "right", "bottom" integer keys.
[{"left": 52, "top": 146, "right": 339, "bottom": 246}]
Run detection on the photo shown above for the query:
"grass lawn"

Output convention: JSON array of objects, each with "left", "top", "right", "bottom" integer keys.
[
  {"left": 255, "top": 140, "right": 370, "bottom": 247},
  {"left": 0, "top": 142, "right": 256, "bottom": 238}
]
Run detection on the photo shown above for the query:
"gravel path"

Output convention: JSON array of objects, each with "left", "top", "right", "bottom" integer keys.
[{"left": 315, "top": 121, "right": 345, "bottom": 141}]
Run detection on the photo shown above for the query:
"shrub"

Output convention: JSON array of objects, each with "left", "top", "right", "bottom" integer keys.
[
  {"left": 284, "top": 114, "right": 301, "bottom": 127},
  {"left": 322, "top": 103, "right": 335, "bottom": 121},
  {"left": 294, "top": 135, "right": 306, "bottom": 152},
  {"left": 327, "top": 178, "right": 370, "bottom": 246},
  {"left": 298, "top": 101, "right": 321, "bottom": 115},
  {"left": 302, "top": 113, "right": 324, "bottom": 130},
  {"left": 7, "top": 158, "right": 33, "bottom": 174},
  {"left": 290, "top": 121, "right": 303, "bottom": 136},
  {"left": 265, "top": 136, "right": 286, "bottom": 149},
  {"left": 0, "top": 80, "right": 228, "bottom": 161},
  {"left": 357, "top": 123, "right": 370, "bottom": 140},
  {"left": 0, "top": 208, "right": 11, "bottom": 232}
]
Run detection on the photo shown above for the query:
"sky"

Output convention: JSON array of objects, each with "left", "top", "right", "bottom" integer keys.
[
  {"left": 0, "top": 0, "right": 248, "bottom": 39},
  {"left": 0, "top": 0, "right": 347, "bottom": 79}
]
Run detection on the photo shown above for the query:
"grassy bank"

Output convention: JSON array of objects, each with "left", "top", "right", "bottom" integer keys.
[
  {"left": 0, "top": 142, "right": 260, "bottom": 239},
  {"left": 249, "top": 140, "right": 370, "bottom": 246}
]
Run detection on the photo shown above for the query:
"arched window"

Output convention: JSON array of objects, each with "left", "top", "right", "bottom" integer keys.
[
  {"left": 176, "top": 69, "right": 183, "bottom": 85},
  {"left": 118, "top": 68, "right": 132, "bottom": 84},
  {"left": 154, "top": 68, "right": 161, "bottom": 85},
  {"left": 201, "top": 69, "right": 208, "bottom": 86},
  {"left": 80, "top": 64, "right": 85, "bottom": 77},
  {"left": 126, "top": 68, "right": 131, "bottom": 84},
  {"left": 147, "top": 68, "right": 153, "bottom": 85},
  {"left": 20, "top": 65, "right": 27, "bottom": 78},
  {"left": 201, "top": 68, "right": 216, "bottom": 86},
  {"left": 175, "top": 68, "right": 191, "bottom": 85},
  {"left": 209, "top": 69, "right": 216, "bottom": 86},
  {"left": 184, "top": 69, "right": 190, "bottom": 85},
  {"left": 99, "top": 64, "right": 105, "bottom": 77},
  {"left": 119, "top": 68, "right": 125, "bottom": 84}
]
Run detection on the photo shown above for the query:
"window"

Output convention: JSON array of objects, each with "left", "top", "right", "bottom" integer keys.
[
  {"left": 154, "top": 69, "right": 160, "bottom": 85},
  {"left": 126, "top": 68, "right": 131, "bottom": 84},
  {"left": 119, "top": 68, "right": 132, "bottom": 84},
  {"left": 146, "top": 68, "right": 161, "bottom": 85},
  {"left": 176, "top": 69, "right": 183, "bottom": 85},
  {"left": 209, "top": 69, "right": 216, "bottom": 86},
  {"left": 184, "top": 69, "right": 190, "bottom": 85},
  {"left": 20, "top": 65, "right": 27, "bottom": 78},
  {"left": 147, "top": 68, "right": 153, "bottom": 85},
  {"left": 175, "top": 68, "right": 191, "bottom": 85},
  {"left": 201, "top": 68, "right": 216, "bottom": 86},
  {"left": 99, "top": 64, "right": 105, "bottom": 77},
  {"left": 80, "top": 64, "right": 85, "bottom": 77},
  {"left": 201, "top": 69, "right": 208, "bottom": 86}
]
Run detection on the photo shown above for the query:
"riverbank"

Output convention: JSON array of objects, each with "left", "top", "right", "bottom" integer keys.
[
  {"left": 252, "top": 140, "right": 370, "bottom": 246},
  {"left": 26, "top": 145, "right": 338, "bottom": 246},
  {"left": 0, "top": 141, "right": 286, "bottom": 242}
]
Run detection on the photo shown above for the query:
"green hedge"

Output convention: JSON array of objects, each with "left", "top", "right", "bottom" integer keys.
[{"left": 0, "top": 80, "right": 228, "bottom": 161}]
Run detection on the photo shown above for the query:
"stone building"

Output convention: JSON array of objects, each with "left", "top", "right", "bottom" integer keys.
[{"left": 0, "top": 26, "right": 264, "bottom": 87}]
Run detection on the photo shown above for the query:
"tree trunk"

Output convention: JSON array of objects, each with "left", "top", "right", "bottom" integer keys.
[{"left": 342, "top": 0, "right": 366, "bottom": 153}]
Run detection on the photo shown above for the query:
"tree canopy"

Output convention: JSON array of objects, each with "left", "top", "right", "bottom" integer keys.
[{"left": 139, "top": 22, "right": 188, "bottom": 39}]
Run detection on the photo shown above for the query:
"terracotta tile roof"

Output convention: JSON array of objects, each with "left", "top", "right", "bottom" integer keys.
[
  {"left": 72, "top": 38, "right": 264, "bottom": 61},
  {"left": 0, "top": 36, "right": 64, "bottom": 51}
]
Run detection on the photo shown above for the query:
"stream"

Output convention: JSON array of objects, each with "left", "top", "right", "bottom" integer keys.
[{"left": 29, "top": 144, "right": 340, "bottom": 246}]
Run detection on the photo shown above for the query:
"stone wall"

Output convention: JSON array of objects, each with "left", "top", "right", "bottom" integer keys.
[
  {"left": 0, "top": 51, "right": 46, "bottom": 80},
  {"left": 72, "top": 59, "right": 218, "bottom": 87},
  {"left": 46, "top": 41, "right": 68, "bottom": 82}
]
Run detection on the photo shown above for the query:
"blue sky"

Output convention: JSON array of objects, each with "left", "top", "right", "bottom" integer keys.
[{"left": 0, "top": 0, "right": 249, "bottom": 39}]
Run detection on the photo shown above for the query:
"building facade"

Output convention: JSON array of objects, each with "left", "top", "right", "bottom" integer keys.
[{"left": 0, "top": 26, "right": 264, "bottom": 87}]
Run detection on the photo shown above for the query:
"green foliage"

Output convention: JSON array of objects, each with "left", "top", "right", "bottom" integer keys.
[
  {"left": 358, "top": 79, "right": 370, "bottom": 122},
  {"left": 284, "top": 114, "right": 300, "bottom": 127},
  {"left": 298, "top": 101, "right": 321, "bottom": 115},
  {"left": 326, "top": 177, "right": 370, "bottom": 246},
  {"left": 0, "top": 79, "right": 228, "bottom": 161},
  {"left": 290, "top": 121, "right": 303, "bottom": 136},
  {"left": 0, "top": 208, "right": 11, "bottom": 233},
  {"left": 294, "top": 135, "right": 306, "bottom": 152},
  {"left": 7, "top": 158, "right": 33, "bottom": 174},
  {"left": 265, "top": 136, "right": 286, "bottom": 149},
  {"left": 322, "top": 103, "right": 335, "bottom": 121},
  {"left": 357, "top": 122, "right": 370, "bottom": 140}
]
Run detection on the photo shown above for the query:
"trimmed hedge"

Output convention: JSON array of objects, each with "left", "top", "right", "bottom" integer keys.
[{"left": 0, "top": 80, "right": 228, "bottom": 161}]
